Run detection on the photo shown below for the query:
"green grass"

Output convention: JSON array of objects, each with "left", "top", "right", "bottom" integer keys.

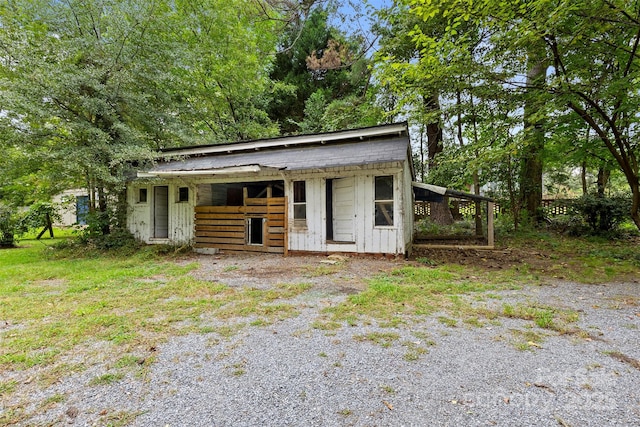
[
  {"left": 500, "top": 231, "right": 640, "bottom": 283},
  {"left": 0, "top": 239, "right": 311, "bottom": 372},
  {"left": 353, "top": 332, "right": 400, "bottom": 348},
  {"left": 3, "top": 230, "right": 635, "bottom": 425},
  {"left": 0, "top": 380, "right": 18, "bottom": 396},
  {"left": 324, "top": 266, "right": 516, "bottom": 325},
  {"left": 89, "top": 372, "right": 125, "bottom": 386},
  {"left": 502, "top": 303, "right": 579, "bottom": 332}
]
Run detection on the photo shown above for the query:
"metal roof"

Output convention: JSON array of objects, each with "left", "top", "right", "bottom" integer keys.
[
  {"left": 143, "top": 125, "right": 411, "bottom": 176},
  {"left": 158, "top": 122, "right": 408, "bottom": 157},
  {"left": 412, "top": 182, "right": 494, "bottom": 202}
]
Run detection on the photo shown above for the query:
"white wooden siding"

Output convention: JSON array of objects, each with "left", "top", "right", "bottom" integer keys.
[
  {"left": 285, "top": 162, "right": 407, "bottom": 255},
  {"left": 52, "top": 189, "right": 88, "bottom": 226},
  {"left": 128, "top": 162, "right": 411, "bottom": 254},
  {"left": 128, "top": 182, "right": 195, "bottom": 245}
]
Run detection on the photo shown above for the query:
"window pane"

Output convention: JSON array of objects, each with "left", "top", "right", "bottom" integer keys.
[
  {"left": 139, "top": 188, "right": 147, "bottom": 203},
  {"left": 294, "top": 204, "right": 306, "bottom": 220},
  {"left": 375, "top": 176, "right": 393, "bottom": 200},
  {"left": 293, "top": 181, "right": 306, "bottom": 203},
  {"left": 178, "top": 187, "right": 189, "bottom": 202},
  {"left": 375, "top": 202, "right": 394, "bottom": 226}
]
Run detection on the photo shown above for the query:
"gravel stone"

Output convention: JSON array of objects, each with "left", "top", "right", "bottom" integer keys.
[{"left": 6, "top": 254, "right": 640, "bottom": 426}]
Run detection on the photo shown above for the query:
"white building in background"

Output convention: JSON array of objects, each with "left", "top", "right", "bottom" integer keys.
[{"left": 52, "top": 189, "right": 89, "bottom": 227}]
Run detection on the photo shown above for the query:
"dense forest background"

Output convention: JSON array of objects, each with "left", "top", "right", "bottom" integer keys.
[{"left": 1, "top": 0, "right": 639, "bottom": 239}]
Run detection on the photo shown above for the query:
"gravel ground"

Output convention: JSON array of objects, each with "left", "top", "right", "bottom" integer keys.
[{"left": 7, "top": 253, "right": 640, "bottom": 426}]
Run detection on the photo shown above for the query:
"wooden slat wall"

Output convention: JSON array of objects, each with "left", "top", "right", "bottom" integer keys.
[{"left": 194, "top": 197, "right": 286, "bottom": 254}]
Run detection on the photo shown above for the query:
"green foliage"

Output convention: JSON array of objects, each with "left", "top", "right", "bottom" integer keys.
[
  {"left": 67, "top": 223, "right": 140, "bottom": 252},
  {"left": 415, "top": 217, "right": 474, "bottom": 236},
  {"left": 567, "top": 195, "right": 631, "bottom": 235},
  {"left": 0, "top": 0, "right": 281, "bottom": 234},
  {"left": 371, "top": 0, "right": 640, "bottom": 230},
  {"left": 0, "top": 203, "right": 25, "bottom": 247},
  {"left": 269, "top": 7, "right": 376, "bottom": 134},
  {"left": 19, "top": 202, "right": 61, "bottom": 232}
]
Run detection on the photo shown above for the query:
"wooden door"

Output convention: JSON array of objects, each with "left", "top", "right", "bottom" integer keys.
[
  {"left": 153, "top": 186, "right": 169, "bottom": 238},
  {"left": 332, "top": 177, "right": 355, "bottom": 242}
]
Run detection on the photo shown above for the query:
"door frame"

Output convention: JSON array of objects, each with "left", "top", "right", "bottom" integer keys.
[
  {"left": 153, "top": 185, "right": 169, "bottom": 239},
  {"left": 327, "top": 177, "right": 355, "bottom": 243}
]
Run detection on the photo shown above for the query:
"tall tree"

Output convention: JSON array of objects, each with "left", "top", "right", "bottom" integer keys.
[
  {"left": 389, "top": 0, "right": 640, "bottom": 230},
  {"left": 268, "top": 6, "right": 376, "bottom": 134},
  {"left": 0, "top": 0, "right": 280, "bottom": 233},
  {"left": 520, "top": 40, "right": 548, "bottom": 223}
]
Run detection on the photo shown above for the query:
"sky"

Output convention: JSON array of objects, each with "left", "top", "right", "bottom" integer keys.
[{"left": 332, "top": 0, "right": 393, "bottom": 56}]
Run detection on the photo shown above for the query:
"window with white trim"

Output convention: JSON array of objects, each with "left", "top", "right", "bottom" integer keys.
[
  {"left": 293, "top": 181, "right": 306, "bottom": 225},
  {"left": 374, "top": 176, "right": 394, "bottom": 226}
]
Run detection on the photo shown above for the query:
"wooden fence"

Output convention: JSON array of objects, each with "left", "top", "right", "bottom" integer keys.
[
  {"left": 415, "top": 198, "right": 572, "bottom": 219},
  {"left": 194, "top": 197, "right": 287, "bottom": 253}
]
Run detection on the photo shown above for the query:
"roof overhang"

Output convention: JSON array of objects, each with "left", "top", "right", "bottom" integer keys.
[
  {"left": 412, "top": 182, "right": 494, "bottom": 202},
  {"left": 137, "top": 164, "right": 275, "bottom": 178}
]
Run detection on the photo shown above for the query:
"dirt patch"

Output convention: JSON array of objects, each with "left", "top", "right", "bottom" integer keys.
[
  {"left": 182, "top": 252, "right": 405, "bottom": 292},
  {"left": 412, "top": 246, "right": 553, "bottom": 270}
]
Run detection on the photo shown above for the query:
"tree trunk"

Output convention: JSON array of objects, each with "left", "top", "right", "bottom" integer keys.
[
  {"left": 419, "top": 124, "right": 425, "bottom": 182},
  {"left": 631, "top": 183, "right": 640, "bottom": 231},
  {"left": 423, "top": 92, "right": 454, "bottom": 225},
  {"left": 520, "top": 43, "right": 546, "bottom": 224},
  {"left": 97, "top": 186, "right": 110, "bottom": 235},
  {"left": 115, "top": 187, "right": 128, "bottom": 230},
  {"left": 596, "top": 167, "right": 610, "bottom": 197},
  {"left": 424, "top": 93, "right": 444, "bottom": 171},
  {"left": 581, "top": 161, "right": 588, "bottom": 195},
  {"left": 430, "top": 198, "right": 454, "bottom": 225},
  {"left": 473, "top": 170, "right": 483, "bottom": 236}
]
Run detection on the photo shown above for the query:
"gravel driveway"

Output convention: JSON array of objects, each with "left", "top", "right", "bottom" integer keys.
[{"left": 13, "top": 253, "right": 640, "bottom": 426}]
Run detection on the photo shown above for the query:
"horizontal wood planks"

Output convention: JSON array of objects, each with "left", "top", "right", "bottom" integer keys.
[{"left": 194, "top": 197, "right": 286, "bottom": 254}]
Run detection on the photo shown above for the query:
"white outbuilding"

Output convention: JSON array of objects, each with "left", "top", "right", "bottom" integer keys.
[{"left": 127, "top": 122, "right": 414, "bottom": 256}]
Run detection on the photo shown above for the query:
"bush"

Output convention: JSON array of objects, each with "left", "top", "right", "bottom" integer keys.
[
  {"left": 0, "top": 203, "right": 26, "bottom": 247},
  {"left": 566, "top": 194, "right": 631, "bottom": 235},
  {"left": 20, "top": 202, "right": 61, "bottom": 233},
  {"left": 415, "top": 217, "right": 474, "bottom": 236},
  {"left": 60, "top": 208, "right": 140, "bottom": 252}
]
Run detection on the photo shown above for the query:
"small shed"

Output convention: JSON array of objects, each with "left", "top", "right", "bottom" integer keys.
[
  {"left": 127, "top": 123, "right": 415, "bottom": 256},
  {"left": 412, "top": 182, "right": 495, "bottom": 249}
]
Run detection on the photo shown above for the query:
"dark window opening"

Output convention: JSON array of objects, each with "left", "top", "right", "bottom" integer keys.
[
  {"left": 227, "top": 187, "right": 243, "bottom": 206},
  {"left": 178, "top": 187, "right": 189, "bottom": 202},
  {"left": 248, "top": 217, "right": 264, "bottom": 245},
  {"left": 138, "top": 188, "right": 148, "bottom": 203},
  {"left": 246, "top": 182, "right": 285, "bottom": 198},
  {"left": 199, "top": 181, "right": 285, "bottom": 207}
]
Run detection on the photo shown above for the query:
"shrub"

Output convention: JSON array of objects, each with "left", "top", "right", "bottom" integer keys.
[
  {"left": 0, "top": 203, "right": 26, "bottom": 247},
  {"left": 60, "top": 207, "right": 140, "bottom": 252},
  {"left": 567, "top": 194, "right": 631, "bottom": 235},
  {"left": 20, "top": 202, "right": 61, "bottom": 232}
]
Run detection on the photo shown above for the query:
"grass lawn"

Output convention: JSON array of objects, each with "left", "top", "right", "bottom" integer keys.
[
  {"left": 0, "top": 233, "right": 309, "bottom": 373},
  {"left": 2, "top": 230, "right": 638, "bottom": 370},
  {"left": 1, "top": 230, "right": 638, "bottom": 425}
]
